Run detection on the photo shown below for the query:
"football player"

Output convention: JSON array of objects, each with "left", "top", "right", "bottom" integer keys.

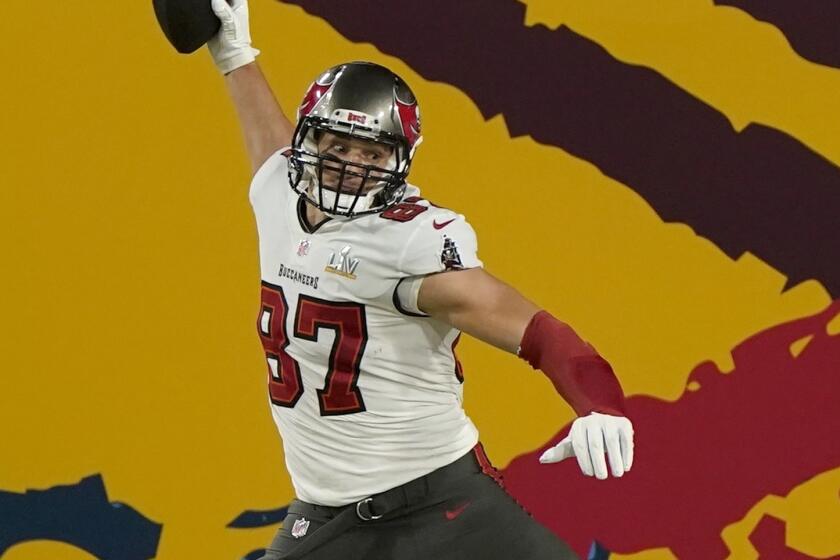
[{"left": 208, "top": 1, "right": 634, "bottom": 558}]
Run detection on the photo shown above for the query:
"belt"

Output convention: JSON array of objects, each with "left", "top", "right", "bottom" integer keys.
[{"left": 282, "top": 444, "right": 488, "bottom": 560}]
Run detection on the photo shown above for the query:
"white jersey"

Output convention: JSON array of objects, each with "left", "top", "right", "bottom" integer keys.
[{"left": 249, "top": 150, "right": 481, "bottom": 506}]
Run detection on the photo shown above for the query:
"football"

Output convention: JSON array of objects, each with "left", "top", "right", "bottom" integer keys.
[{"left": 153, "top": 0, "right": 221, "bottom": 54}]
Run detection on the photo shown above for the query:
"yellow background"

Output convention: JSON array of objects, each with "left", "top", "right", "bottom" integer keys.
[{"left": 1, "top": 1, "right": 837, "bottom": 558}]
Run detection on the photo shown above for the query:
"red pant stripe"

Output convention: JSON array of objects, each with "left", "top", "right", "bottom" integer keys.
[{"left": 472, "top": 443, "right": 504, "bottom": 487}]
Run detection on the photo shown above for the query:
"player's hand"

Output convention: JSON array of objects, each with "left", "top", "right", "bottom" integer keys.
[
  {"left": 539, "top": 412, "right": 634, "bottom": 479},
  {"left": 208, "top": 0, "right": 260, "bottom": 75}
]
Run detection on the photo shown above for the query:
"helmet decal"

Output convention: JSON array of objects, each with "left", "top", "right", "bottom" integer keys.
[
  {"left": 395, "top": 96, "right": 421, "bottom": 149},
  {"left": 298, "top": 69, "right": 339, "bottom": 120}
]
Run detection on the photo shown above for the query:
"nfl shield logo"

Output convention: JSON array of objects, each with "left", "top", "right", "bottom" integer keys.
[
  {"left": 291, "top": 517, "right": 310, "bottom": 539},
  {"left": 297, "top": 239, "right": 311, "bottom": 257}
]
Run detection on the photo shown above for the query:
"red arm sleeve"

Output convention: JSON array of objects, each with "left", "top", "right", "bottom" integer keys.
[{"left": 518, "top": 311, "right": 626, "bottom": 417}]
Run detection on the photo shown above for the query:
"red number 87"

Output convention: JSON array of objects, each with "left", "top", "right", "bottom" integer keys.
[{"left": 257, "top": 282, "right": 368, "bottom": 416}]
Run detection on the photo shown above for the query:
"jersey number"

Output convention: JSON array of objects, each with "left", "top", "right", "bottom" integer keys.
[
  {"left": 258, "top": 283, "right": 368, "bottom": 416},
  {"left": 379, "top": 197, "right": 428, "bottom": 222}
]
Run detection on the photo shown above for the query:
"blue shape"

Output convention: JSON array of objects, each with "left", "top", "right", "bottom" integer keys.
[
  {"left": 242, "top": 549, "right": 268, "bottom": 560},
  {"left": 0, "top": 474, "right": 161, "bottom": 560},
  {"left": 587, "top": 540, "right": 610, "bottom": 560},
  {"left": 227, "top": 506, "right": 288, "bottom": 528}
]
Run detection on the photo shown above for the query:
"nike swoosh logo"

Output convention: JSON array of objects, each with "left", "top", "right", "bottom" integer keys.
[
  {"left": 433, "top": 218, "right": 456, "bottom": 229},
  {"left": 444, "top": 501, "right": 471, "bottom": 520}
]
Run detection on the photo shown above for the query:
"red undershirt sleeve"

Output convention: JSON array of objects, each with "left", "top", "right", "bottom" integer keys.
[{"left": 518, "top": 311, "right": 626, "bottom": 417}]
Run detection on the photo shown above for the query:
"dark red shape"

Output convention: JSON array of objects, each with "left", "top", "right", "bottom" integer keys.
[
  {"left": 259, "top": 283, "right": 305, "bottom": 408},
  {"left": 748, "top": 515, "right": 840, "bottom": 559},
  {"left": 502, "top": 300, "right": 840, "bottom": 559},
  {"left": 279, "top": 0, "right": 840, "bottom": 296},
  {"left": 715, "top": 1, "right": 840, "bottom": 69},
  {"left": 259, "top": 282, "right": 370, "bottom": 415},
  {"left": 380, "top": 201, "right": 428, "bottom": 222},
  {"left": 295, "top": 295, "right": 368, "bottom": 416}
]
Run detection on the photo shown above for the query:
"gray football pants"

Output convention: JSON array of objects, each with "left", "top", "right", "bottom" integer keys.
[{"left": 258, "top": 448, "right": 578, "bottom": 560}]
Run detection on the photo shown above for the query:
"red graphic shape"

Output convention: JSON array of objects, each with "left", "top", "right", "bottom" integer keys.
[
  {"left": 445, "top": 501, "right": 471, "bottom": 520},
  {"left": 502, "top": 300, "right": 840, "bottom": 559},
  {"left": 395, "top": 96, "right": 421, "bottom": 148},
  {"left": 380, "top": 201, "right": 428, "bottom": 222},
  {"left": 259, "top": 285, "right": 304, "bottom": 408},
  {"left": 259, "top": 282, "right": 369, "bottom": 416},
  {"left": 433, "top": 218, "right": 456, "bottom": 230},
  {"left": 298, "top": 78, "right": 333, "bottom": 120},
  {"left": 295, "top": 295, "right": 368, "bottom": 415}
]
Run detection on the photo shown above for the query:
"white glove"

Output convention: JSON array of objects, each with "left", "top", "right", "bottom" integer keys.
[
  {"left": 539, "top": 412, "right": 634, "bottom": 480},
  {"left": 208, "top": 0, "right": 260, "bottom": 75}
]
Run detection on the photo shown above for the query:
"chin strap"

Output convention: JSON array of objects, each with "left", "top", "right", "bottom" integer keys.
[{"left": 518, "top": 311, "right": 626, "bottom": 417}]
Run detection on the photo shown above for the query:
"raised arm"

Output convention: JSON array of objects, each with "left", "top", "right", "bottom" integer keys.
[
  {"left": 209, "top": 0, "right": 294, "bottom": 174},
  {"left": 224, "top": 63, "right": 294, "bottom": 174},
  {"left": 419, "top": 267, "right": 634, "bottom": 479}
]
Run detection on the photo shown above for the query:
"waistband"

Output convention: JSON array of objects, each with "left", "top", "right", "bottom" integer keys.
[
  {"left": 297, "top": 442, "right": 499, "bottom": 520},
  {"left": 281, "top": 443, "right": 498, "bottom": 560}
]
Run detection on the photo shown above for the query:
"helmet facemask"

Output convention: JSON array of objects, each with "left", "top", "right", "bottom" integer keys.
[
  {"left": 290, "top": 61, "right": 423, "bottom": 218},
  {"left": 289, "top": 117, "right": 410, "bottom": 218}
]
